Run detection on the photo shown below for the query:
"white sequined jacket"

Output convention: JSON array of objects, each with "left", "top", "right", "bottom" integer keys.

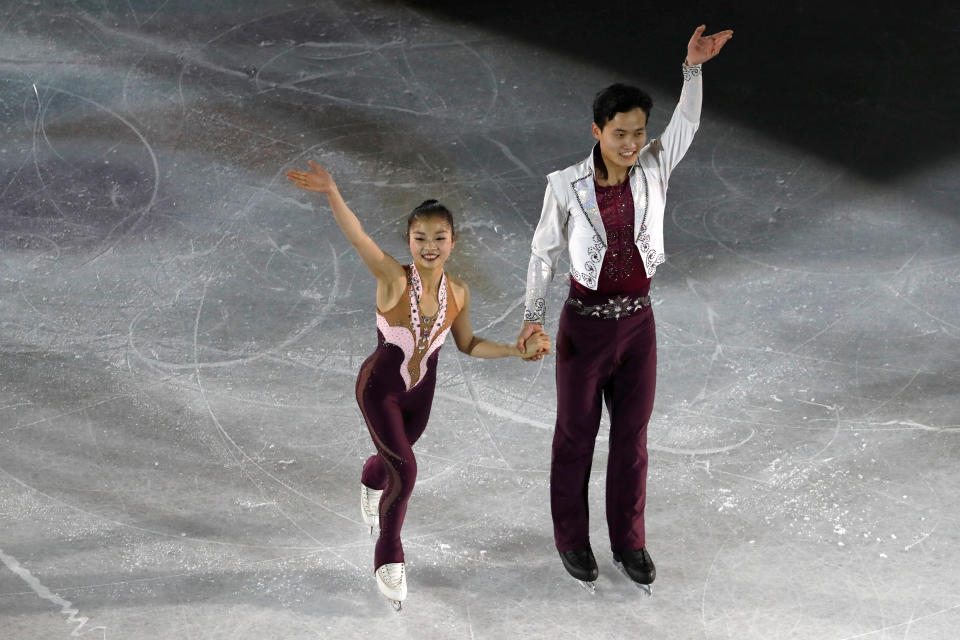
[{"left": 523, "top": 63, "right": 703, "bottom": 324}]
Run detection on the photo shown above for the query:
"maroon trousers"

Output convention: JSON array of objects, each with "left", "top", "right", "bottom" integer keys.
[
  {"left": 356, "top": 339, "right": 439, "bottom": 570},
  {"left": 551, "top": 288, "right": 657, "bottom": 553}
]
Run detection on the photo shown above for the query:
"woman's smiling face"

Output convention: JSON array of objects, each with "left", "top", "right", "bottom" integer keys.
[{"left": 408, "top": 216, "right": 455, "bottom": 271}]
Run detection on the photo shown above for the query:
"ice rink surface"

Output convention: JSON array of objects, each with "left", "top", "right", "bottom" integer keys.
[{"left": 1, "top": 1, "right": 958, "bottom": 638}]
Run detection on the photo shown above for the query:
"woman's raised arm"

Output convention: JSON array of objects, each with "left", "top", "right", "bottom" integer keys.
[{"left": 287, "top": 161, "right": 405, "bottom": 289}]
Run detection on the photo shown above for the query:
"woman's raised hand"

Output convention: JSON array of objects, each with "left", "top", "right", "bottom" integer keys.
[
  {"left": 286, "top": 160, "right": 337, "bottom": 194},
  {"left": 686, "top": 25, "right": 733, "bottom": 66}
]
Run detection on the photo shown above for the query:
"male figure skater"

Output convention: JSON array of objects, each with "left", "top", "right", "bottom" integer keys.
[{"left": 517, "top": 25, "right": 733, "bottom": 593}]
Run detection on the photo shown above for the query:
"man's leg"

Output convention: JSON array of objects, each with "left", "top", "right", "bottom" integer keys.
[
  {"left": 552, "top": 308, "right": 614, "bottom": 551},
  {"left": 604, "top": 310, "right": 657, "bottom": 552}
]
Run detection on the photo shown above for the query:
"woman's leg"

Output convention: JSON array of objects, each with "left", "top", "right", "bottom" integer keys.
[
  {"left": 400, "top": 359, "right": 437, "bottom": 446},
  {"left": 361, "top": 454, "right": 387, "bottom": 490},
  {"left": 356, "top": 368, "right": 417, "bottom": 569}
]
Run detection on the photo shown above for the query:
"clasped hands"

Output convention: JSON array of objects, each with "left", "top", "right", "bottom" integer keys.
[
  {"left": 518, "top": 323, "right": 550, "bottom": 362},
  {"left": 520, "top": 326, "right": 551, "bottom": 362}
]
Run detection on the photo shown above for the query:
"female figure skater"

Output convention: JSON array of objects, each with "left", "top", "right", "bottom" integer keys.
[{"left": 286, "top": 161, "right": 550, "bottom": 610}]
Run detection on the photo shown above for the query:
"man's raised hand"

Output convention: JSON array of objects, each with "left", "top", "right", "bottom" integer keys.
[{"left": 686, "top": 25, "right": 733, "bottom": 66}]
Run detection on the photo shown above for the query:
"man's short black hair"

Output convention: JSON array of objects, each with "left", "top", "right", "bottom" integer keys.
[{"left": 592, "top": 83, "right": 654, "bottom": 130}]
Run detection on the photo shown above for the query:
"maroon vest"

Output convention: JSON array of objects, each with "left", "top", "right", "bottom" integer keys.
[{"left": 572, "top": 179, "right": 651, "bottom": 296}]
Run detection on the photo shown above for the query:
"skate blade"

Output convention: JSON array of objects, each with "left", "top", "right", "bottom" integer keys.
[
  {"left": 390, "top": 599, "right": 403, "bottom": 612},
  {"left": 614, "top": 561, "right": 653, "bottom": 597},
  {"left": 576, "top": 579, "right": 597, "bottom": 595}
]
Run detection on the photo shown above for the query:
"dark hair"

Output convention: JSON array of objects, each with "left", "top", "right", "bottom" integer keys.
[
  {"left": 592, "top": 83, "right": 653, "bottom": 130},
  {"left": 406, "top": 199, "right": 455, "bottom": 239}
]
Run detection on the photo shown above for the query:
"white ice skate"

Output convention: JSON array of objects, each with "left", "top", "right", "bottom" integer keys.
[
  {"left": 360, "top": 484, "right": 382, "bottom": 535},
  {"left": 375, "top": 562, "right": 407, "bottom": 611}
]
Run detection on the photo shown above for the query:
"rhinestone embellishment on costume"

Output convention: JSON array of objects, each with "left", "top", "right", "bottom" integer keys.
[
  {"left": 566, "top": 294, "right": 651, "bottom": 319},
  {"left": 377, "top": 264, "right": 454, "bottom": 390},
  {"left": 596, "top": 180, "right": 637, "bottom": 282}
]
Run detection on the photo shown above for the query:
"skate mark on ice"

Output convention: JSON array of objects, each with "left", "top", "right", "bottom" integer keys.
[
  {"left": 483, "top": 134, "right": 537, "bottom": 179},
  {"left": 127, "top": 242, "right": 339, "bottom": 371},
  {"left": 190, "top": 278, "right": 361, "bottom": 535},
  {"left": 0, "top": 548, "right": 106, "bottom": 639},
  {"left": 833, "top": 601, "right": 960, "bottom": 640},
  {"left": 685, "top": 276, "right": 723, "bottom": 405},
  {"left": 0, "top": 462, "right": 313, "bottom": 550},
  {"left": 453, "top": 350, "right": 514, "bottom": 470},
  {"left": 32, "top": 85, "right": 161, "bottom": 268},
  {"left": 650, "top": 429, "right": 755, "bottom": 456}
]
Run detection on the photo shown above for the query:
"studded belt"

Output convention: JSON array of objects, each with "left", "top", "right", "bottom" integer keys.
[{"left": 565, "top": 294, "right": 651, "bottom": 319}]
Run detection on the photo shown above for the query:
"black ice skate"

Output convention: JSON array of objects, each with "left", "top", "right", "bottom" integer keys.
[
  {"left": 612, "top": 548, "right": 655, "bottom": 596},
  {"left": 559, "top": 546, "right": 599, "bottom": 594}
]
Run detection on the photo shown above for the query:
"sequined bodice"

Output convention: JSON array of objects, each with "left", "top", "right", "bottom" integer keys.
[
  {"left": 595, "top": 180, "right": 637, "bottom": 284},
  {"left": 375, "top": 265, "right": 460, "bottom": 390},
  {"left": 572, "top": 180, "right": 651, "bottom": 296}
]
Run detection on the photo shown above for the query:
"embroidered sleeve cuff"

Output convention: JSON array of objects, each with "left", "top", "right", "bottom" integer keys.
[
  {"left": 677, "top": 61, "right": 703, "bottom": 124},
  {"left": 523, "top": 254, "right": 552, "bottom": 324},
  {"left": 681, "top": 61, "right": 702, "bottom": 81}
]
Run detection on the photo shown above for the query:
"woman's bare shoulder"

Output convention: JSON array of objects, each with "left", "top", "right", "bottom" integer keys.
[{"left": 445, "top": 273, "right": 469, "bottom": 304}]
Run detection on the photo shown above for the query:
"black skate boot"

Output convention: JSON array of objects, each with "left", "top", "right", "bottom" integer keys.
[
  {"left": 612, "top": 548, "right": 655, "bottom": 596},
  {"left": 559, "top": 546, "right": 599, "bottom": 594}
]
